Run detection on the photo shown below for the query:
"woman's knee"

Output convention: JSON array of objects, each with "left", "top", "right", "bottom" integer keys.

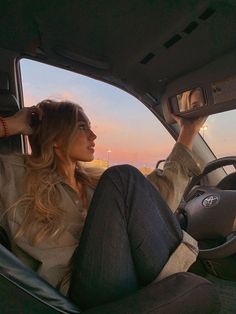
[
  {"left": 97, "top": 164, "right": 151, "bottom": 195},
  {"left": 95, "top": 165, "right": 143, "bottom": 194},
  {"left": 102, "top": 164, "right": 143, "bottom": 181}
]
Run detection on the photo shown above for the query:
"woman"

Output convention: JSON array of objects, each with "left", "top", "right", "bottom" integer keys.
[{"left": 0, "top": 99, "right": 205, "bottom": 309}]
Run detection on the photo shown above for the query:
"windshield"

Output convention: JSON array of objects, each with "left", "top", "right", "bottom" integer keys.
[
  {"left": 200, "top": 110, "right": 236, "bottom": 173},
  {"left": 201, "top": 111, "right": 235, "bottom": 157}
]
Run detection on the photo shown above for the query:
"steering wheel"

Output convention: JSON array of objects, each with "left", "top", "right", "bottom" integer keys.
[{"left": 181, "top": 156, "right": 236, "bottom": 259}]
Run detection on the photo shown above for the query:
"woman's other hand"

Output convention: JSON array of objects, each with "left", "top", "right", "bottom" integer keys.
[{"left": 6, "top": 106, "right": 42, "bottom": 136}]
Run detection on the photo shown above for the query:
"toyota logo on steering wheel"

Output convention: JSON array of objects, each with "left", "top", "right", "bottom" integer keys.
[{"left": 202, "top": 195, "right": 220, "bottom": 208}]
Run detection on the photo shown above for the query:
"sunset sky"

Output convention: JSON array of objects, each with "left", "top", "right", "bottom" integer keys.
[{"left": 20, "top": 59, "right": 235, "bottom": 168}]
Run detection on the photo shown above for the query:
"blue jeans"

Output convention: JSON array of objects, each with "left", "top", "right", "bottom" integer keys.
[{"left": 69, "top": 165, "right": 182, "bottom": 309}]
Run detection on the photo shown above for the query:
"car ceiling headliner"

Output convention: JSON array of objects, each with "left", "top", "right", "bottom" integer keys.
[{"left": 0, "top": 0, "right": 236, "bottom": 105}]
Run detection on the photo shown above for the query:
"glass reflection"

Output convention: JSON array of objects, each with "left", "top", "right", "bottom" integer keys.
[{"left": 177, "top": 88, "right": 205, "bottom": 112}]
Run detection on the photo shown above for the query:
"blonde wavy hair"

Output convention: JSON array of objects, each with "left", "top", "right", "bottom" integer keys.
[{"left": 14, "top": 99, "right": 100, "bottom": 244}]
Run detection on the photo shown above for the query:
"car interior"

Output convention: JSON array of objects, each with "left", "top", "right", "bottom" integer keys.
[{"left": 0, "top": 1, "right": 236, "bottom": 313}]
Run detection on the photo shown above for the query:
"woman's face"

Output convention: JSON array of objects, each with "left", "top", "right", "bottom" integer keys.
[
  {"left": 189, "top": 89, "right": 204, "bottom": 109},
  {"left": 55, "top": 111, "right": 97, "bottom": 163},
  {"left": 69, "top": 111, "right": 97, "bottom": 162}
]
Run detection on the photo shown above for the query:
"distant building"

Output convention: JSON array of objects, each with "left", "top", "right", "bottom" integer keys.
[{"left": 84, "top": 160, "right": 153, "bottom": 175}]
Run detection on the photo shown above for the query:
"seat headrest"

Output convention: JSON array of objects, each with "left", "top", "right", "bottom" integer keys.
[
  {"left": 0, "top": 93, "right": 19, "bottom": 112},
  {"left": 0, "top": 72, "right": 19, "bottom": 112},
  {"left": 0, "top": 71, "right": 10, "bottom": 92}
]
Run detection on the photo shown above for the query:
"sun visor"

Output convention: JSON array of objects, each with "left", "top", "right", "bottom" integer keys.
[{"left": 162, "top": 50, "right": 236, "bottom": 123}]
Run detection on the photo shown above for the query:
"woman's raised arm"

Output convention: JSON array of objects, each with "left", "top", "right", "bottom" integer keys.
[
  {"left": 173, "top": 114, "right": 207, "bottom": 150},
  {"left": 147, "top": 115, "right": 207, "bottom": 212}
]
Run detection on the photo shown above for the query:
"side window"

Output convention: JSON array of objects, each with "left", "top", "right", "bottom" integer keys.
[{"left": 20, "top": 59, "right": 174, "bottom": 174}]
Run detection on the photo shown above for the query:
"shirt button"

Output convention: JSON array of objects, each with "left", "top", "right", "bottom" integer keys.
[{"left": 75, "top": 199, "right": 80, "bottom": 204}]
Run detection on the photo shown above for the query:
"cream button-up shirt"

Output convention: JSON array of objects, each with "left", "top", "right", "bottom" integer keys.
[{"left": 0, "top": 142, "right": 203, "bottom": 295}]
